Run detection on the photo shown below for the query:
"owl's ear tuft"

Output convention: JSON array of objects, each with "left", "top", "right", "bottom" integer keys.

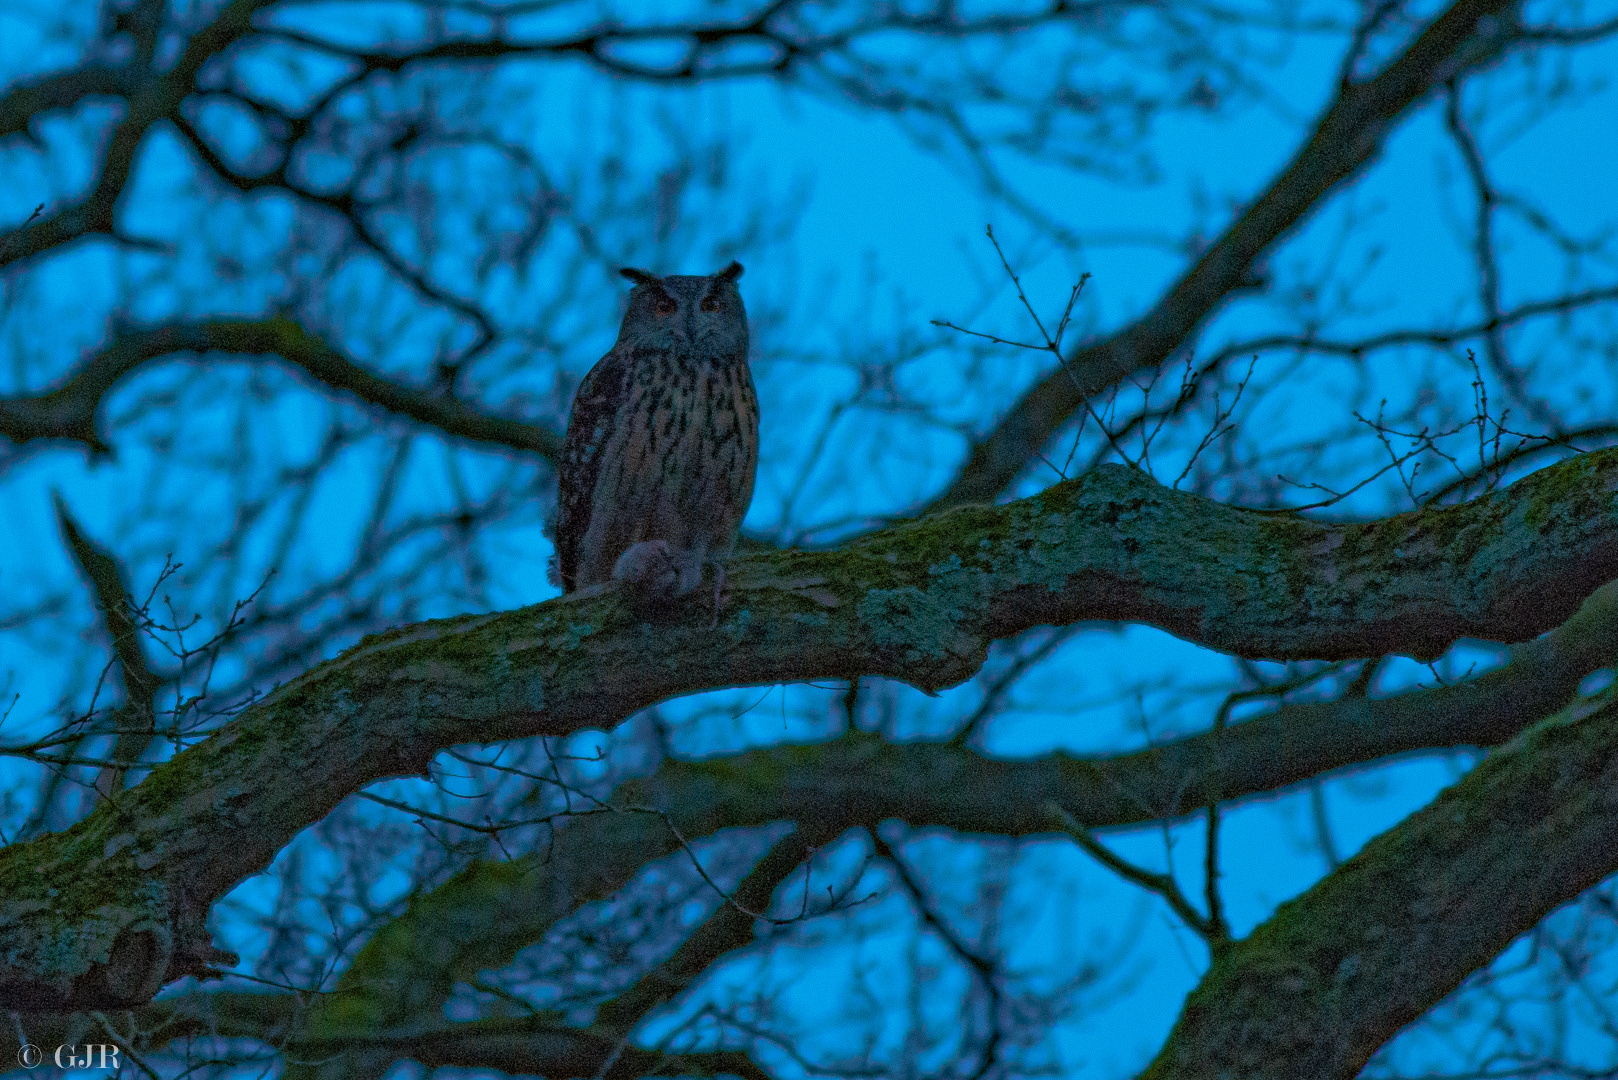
[
  {"left": 716, "top": 260, "right": 744, "bottom": 283},
  {"left": 619, "top": 267, "right": 660, "bottom": 287}
]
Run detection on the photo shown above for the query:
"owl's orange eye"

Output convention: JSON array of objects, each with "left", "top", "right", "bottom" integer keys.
[
  {"left": 700, "top": 297, "right": 720, "bottom": 312},
  {"left": 656, "top": 296, "right": 676, "bottom": 315}
]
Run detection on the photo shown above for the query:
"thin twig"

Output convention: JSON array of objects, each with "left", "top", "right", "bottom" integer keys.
[{"left": 1044, "top": 800, "right": 1225, "bottom": 945}]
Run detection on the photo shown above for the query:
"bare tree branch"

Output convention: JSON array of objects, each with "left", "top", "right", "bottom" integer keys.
[
  {"left": 3, "top": 447, "right": 1618, "bottom": 1009},
  {"left": 931, "top": 0, "right": 1523, "bottom": 510},
  {"left": 0, "top": 0, "right": 274, "bottom": 269},
  {"left": 0, "top": 68, "right": 130, "bottom": 141},
  {"left": 6, "top": 0, "right": 1617, "bottom": 1071},
  {"left": 0, "top": 318, "right": 560, "bottom": 462},
  {"left": 53, "top": 495, "right": 160, "bottom": 798},
  {"left": 1046, "top": 802, "right": 1225, "bottom": 943}
]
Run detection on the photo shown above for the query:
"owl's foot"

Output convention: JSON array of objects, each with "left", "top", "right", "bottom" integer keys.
[
  {"left": 613, "top": 539, "right": 677, "bottom": 595},
  {"left": 612, "top": 540, "right": 681, "bottom": 617}
]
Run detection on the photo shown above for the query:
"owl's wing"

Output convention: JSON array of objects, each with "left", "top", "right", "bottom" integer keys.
[{"left": 552, "top": 346, "right": 634, "bottom": 591}]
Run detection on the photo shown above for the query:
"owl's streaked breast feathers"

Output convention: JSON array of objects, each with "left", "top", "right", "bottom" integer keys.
[{"left": 548, "top": 261, "right": 758, "bottom": 604}]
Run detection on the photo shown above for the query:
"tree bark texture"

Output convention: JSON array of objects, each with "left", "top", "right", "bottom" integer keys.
[
  {"left": 2, "top": 447, "right": 1615, "bottom": 1013},
  {"left": 1144, "top": 683, "right": 1618, "bottom": 1079}
]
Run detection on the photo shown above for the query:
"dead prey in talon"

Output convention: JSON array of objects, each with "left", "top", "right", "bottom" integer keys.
[
  {"left": 610, "top": 538, "right": 734, "bottom": 626},
  {"left": 546, "top": 261, "right": 758, "bottom": 622}
]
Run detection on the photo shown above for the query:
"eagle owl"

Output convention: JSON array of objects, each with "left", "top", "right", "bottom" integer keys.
[{"left": 547, "top": 261, "right": 758, "bottom": 608}]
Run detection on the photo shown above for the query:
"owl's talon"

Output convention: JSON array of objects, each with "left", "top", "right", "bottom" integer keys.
[{"left": 709, "top": 561, "right": 731, "bottom": 629}]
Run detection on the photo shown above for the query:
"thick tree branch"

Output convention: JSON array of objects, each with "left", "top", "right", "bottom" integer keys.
[
  {"left": 288, "top": 1020, "right": 772, "bottom": 1080},
  {"left": 0, "top": 318, "right": 560, "bottom": 461},
  {"left": 18, "top": 576, "right": 1617, "bottom": 1061},
  {"left": 318, "top": 574, "right": 1618, "bottom": 1076},
  {"left": 568, "top": 573, "right": 1618, "bottom": 868},
  {"left": 1140, "top": 682, "right": 1618, "bottom": 1079},
  {"left": 933, "top": 0, "right": 1522, "bottom": 510},
  {"left": 2, "top": 446, "right": 1616, "bottom": 1010}
]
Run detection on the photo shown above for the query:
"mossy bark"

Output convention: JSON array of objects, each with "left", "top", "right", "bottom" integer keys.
[
  {"left": 3, "top": 448, "right": 1617, "bottom": 1009},
  {"left": 1144, "top": 684, "right": 1618, "bottom": 1080}
]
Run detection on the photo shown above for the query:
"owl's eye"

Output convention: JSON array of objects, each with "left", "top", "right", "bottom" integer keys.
[
  {"left": 700, "top": 296, "right": 720, "bottom": 312},
  {"left": 655, "top": 296, "right": 676, "bottom": 315}
]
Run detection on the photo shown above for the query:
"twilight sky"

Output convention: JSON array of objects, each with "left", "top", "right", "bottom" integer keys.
[{"left": 3, "top": 1, "right": 1618, "bottom": 1075}]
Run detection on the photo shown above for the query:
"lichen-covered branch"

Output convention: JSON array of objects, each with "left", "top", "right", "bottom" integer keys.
[
  {"left": 299, "top": 576, "right": 1618, "bottom": 1076},
  {"left": 15, "top": 578, "right": 1618, "bottom": 1063},
  {"left": 933, "top": 0, "right": 1521, "bottom": 509},
  {"left": 2, "top": 447, "right": 1616, "bottom": 1010},
  {"left": 0, "top": 318, "right": 561, "bottom": 462},
  {"left": 1141, "top": 683, "right": 1618, "bottom": 1080}
]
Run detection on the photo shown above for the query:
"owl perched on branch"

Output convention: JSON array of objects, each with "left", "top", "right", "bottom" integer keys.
[{"left": 547, "top": 261, "right": 758, "bottom": 614}]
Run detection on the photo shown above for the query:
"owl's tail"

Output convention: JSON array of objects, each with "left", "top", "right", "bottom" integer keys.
[{"left": 542, "top": 507, "right": 565, "bottom": 588}]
